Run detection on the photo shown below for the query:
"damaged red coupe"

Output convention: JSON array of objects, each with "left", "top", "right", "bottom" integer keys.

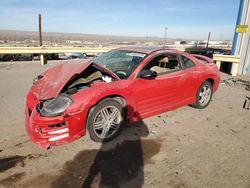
[{"left": 25, "top": 47, "right": 220, "bottom": 149}]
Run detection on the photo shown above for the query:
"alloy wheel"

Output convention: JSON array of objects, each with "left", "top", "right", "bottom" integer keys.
[
  {"left": 93, "top": 106, "right": 122, "bottom": 139},
  {"left": 198, "top": 85, "right": 212, "bottom": 106}
]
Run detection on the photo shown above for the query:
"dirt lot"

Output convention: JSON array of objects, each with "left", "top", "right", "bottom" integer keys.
[{"left": 0, "top": 61, "right": 249, "bottom": 188}]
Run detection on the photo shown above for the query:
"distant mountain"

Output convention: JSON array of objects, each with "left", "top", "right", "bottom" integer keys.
[{"left": 0, "top": 29, "right": 172, "bottom": 43}]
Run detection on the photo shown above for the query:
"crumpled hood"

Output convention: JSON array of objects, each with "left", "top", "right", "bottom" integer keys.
[{"left": 31, "top": 61, "right": 92, "bottom": 100}]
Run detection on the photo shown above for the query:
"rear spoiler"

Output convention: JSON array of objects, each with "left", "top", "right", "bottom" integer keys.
[{"left": 192, "top": 54, "right": 214, "bottom": 64}]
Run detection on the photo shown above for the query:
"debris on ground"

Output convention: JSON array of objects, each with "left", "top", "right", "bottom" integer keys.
[
  {"left": 150, "top": 130, "right": 157, "bottom": 135},
  {"left": 221, "top": 78, "right": 250, "bottom": 91},
  {"left": 175, "top": 169, "right": 184, "bottom": 175},
  {"left": 230, "top": 129, "right": 238, "bottom": 133},
  {"left": 243, "top": 96, "right": 250, "bottom": 110},
  {"left": 26, "top": 153, "right": 46, "bottom": 160},
  {"left": 206, "top": 116, "right": 211, "bottom": 121},
  {"left": 162, "top": 119, "right": 171, "bottom": 126}
]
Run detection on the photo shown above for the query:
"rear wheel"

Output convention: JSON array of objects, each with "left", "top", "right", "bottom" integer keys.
[
  {"left": 87, "top": 99, "right": 125, "bottom": 142},
  {"left": 192, "top": 81, "right": 213, "bottom": 109}
]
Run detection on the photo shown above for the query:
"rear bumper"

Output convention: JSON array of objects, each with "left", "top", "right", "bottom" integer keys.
[{"left": 25, "top": 104, "right": 88, "bottom": 149}]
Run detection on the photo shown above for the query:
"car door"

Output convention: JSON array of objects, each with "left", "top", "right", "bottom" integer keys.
[
  {"left": 131, "top": 53, "right": 188, "bottom": 118},
  {"left": 179, "top": 55, "right": 201, "bottom": 100}
]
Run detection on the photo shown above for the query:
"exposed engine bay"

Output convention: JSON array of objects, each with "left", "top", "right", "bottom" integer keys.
[{"left": 62, "top": 64, "right": 115, "bottom": 95}]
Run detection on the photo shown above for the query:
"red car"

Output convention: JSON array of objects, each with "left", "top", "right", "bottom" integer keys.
[{"left": 25, "top": 47, "right": 220, "bottom": 149}]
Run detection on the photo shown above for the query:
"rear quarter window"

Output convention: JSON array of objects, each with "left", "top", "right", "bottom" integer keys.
[
  {"left": 180, "top": 56, "right": 196, "bottom": 68},
  {"left": 193, "top": 56, "right": 209, "bottom": 64}
]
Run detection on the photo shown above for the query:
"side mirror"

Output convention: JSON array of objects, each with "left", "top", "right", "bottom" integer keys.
[{"left": 140, "top": 70, "right": 157, "bottom": 79}]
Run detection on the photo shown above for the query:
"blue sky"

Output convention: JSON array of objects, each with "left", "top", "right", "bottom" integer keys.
[{"left": 0, "top": 0, "right": 240, "bottom": 40}]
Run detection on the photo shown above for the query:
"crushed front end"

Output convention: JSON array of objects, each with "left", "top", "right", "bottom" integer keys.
[
  {"left": 25, "top": 92, "right": 87, "bottom": 149},
  {"left": 25, "top": 62, "right": 117, "bottom": 149}
]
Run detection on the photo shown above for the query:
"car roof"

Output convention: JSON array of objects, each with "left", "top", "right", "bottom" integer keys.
[
  {"left": 117, "top": 46, "right": 180, "bottom": 54},
  {"left": 117, "top": 46, "right": 174, "bottom": 54}
]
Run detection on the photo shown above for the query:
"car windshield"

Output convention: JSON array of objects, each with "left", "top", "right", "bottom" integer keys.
[{"left": 92, "top": 50, "right": 146, "bottom": 79}]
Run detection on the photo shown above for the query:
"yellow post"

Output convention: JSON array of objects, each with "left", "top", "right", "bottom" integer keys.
[
  {"left": 231, "top": 63, "right": 239, "bottom": 76},
  {"left": 40, "top": 54, "right": 45, "bottom": 66},
  {"left": 216, "top": 61, "right": 221, "bottom": 70}
]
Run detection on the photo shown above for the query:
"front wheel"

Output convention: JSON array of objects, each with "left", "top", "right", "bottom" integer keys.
[
  {"left": 191, "top": 81, "right": 213, "bottom": 109},
  {"left": 87, "top": 99, "right": 125, "bottom": 142}
]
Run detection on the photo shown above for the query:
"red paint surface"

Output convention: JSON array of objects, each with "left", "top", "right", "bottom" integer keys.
[
  {"left": 25, "top": 48, "right": 220, "bottom": 148},
  {"left": 31, "top": 61, "right": 92, "bottom": 100}
]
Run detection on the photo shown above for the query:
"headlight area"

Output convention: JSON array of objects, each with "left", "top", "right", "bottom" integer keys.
[
  {"left": 26, "top": 93, "right": 88, "bottom": 148},
  {"left": 38, "top": 94, "right": 73, "bottom": 117}
]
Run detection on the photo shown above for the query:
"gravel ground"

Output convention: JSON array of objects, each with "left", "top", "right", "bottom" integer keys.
[{"left": 0, "top": 61, "right": 249, "bottom": 188}]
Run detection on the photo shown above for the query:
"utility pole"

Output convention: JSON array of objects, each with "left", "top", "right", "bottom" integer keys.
[
  {"left": 164, "top": 27, "right": 168, "bottom": 47},
  {"left": 39, "top": 14, "right": 42, "bottom": 46},
  {"left": 38, "top": 14, "right": 45, "bottom": 65},
  {"left": 206, "top": 31, "right": 211, "bottom": 48}
]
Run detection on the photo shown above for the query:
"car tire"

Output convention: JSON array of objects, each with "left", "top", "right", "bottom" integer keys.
[
  {"left": 191, "top": 81, "right": 213, "bottom": 109},
  {"left": 87, "top": 99, "right": 125, "bottom": 142}
]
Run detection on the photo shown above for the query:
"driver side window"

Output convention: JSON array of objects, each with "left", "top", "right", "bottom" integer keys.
[{"left": 145, "top": 53, "right": 182, "bottom": 75}]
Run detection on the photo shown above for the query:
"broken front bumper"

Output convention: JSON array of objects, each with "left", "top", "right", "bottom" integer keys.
[{"left": 25, "top": 102, "right": 88, "bottom": 149}]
